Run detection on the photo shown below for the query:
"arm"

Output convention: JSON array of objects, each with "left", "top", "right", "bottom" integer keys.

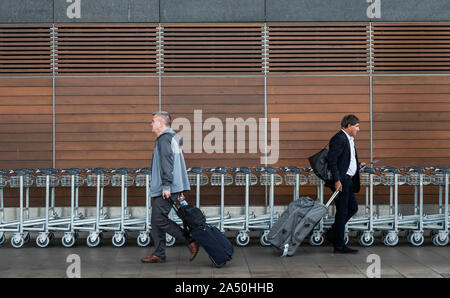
[
  {"left": 158, "top": 134, "right": 174, "bottom": 197},
  {"left": 327, "top": 133, "right": 345, "bottom": 188}
]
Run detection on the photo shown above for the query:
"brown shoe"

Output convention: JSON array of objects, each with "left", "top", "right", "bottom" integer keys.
[
  {"left": 188, "top": 241, "right": 199, "bottom": 261},
  {"left": 141, "top": 254, "right": 165, "bottom": 263}
]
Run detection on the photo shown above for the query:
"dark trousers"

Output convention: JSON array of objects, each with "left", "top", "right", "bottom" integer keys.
[
  {"left": 330, "top": 175, "right": 358, "bottom": 248},
  {"left": 151, "top": 193, "right": 190, "bottom": 260}
]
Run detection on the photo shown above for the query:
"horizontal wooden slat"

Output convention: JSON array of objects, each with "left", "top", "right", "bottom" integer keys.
[{"left": 373, "top": 24, "right": 450, "bottom": 73}]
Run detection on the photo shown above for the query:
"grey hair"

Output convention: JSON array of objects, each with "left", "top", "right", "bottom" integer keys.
[{"left": 152, "top": 111, "right": 172, "bottom": 127}]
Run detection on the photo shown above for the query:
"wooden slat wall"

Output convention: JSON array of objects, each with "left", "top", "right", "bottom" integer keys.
[
  {"left": 373, "top": 76, "right": 450, "bottom": 167},
  {"left": 162, "top": 24, "right": 264, "bottom": 74},
  {"left": 55, "top": 77, "right": 159, "bottom": 169},
  {"left": 372, "top": 75, "right": 450, "bottom": 204},
  {"left": 268, "top": 23, "right": 369, "bottom": 73},
  {"left": 373, "top": 23, "right": 450, "bottom": 73},
  {"left": 1, "top": 22, "right": 449, "bottom": 207},
  {"left": 55, "top": 24, "right": 158, "bottom": 75},
  {"left": 0, "top": 78, "right": 53, "bottom": 169},
  {"left": 0, "top": 25, "right": 52, "bottom": 74}
]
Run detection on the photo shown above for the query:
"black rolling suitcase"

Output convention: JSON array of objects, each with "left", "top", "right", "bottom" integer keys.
[{"left": 168, "top": 194, "right": 233, "bottom": 267}]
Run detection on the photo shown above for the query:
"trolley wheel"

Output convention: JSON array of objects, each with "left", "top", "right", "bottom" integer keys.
[
  {"left": 86, "top": 233, "right": 101, "bottom": 248},
  {"left": 259, "top": 231, "right": 271, "bottom": 247},
  {"left": 358, "top": 232, "right": 374, "bottom": 247},
  {"left": 383, "top": 232, "right": 399, "bottom": 247},
  {"left": 166, "top": 234, "right": 176, "bottom": 247},
  {"left": 62, "top": 233, "right": 76, "bottom": 248},
  {"left": 236, "top": 232, "right": 250, "bottom": 247},
  {"left": 112, "top": 232, "right": 127, "bottom": 247},
  {"left": 0, "top": 233, "right": 6, "bottom": 245},
  {"left": 11, "top": 234, "right": 25, "bottom": 248},
  {"left": 309, "top": 232, "right": 324, "bottom": 246},
  {"left": 36, "top": 233, "right": 51, "bottom": 248},
  {"left": 432, "top": 233, "right": 449, "bottom": 246},
  {"left": 409, "top": 232, "right": 424, "bottom": 247},
  {"left": 137, "top": 232, "right": 151, "bottom": 247}
]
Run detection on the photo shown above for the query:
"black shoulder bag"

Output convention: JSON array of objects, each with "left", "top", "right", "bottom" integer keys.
[{"left": 308, "top": 145, "right": 334, "bottom": 189}]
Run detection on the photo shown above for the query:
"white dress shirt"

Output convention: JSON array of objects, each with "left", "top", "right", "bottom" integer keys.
[{"left": 341, "top": 129, "right": 357, "bottom": 177}]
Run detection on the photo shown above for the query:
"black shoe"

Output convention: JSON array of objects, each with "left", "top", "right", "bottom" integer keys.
[
  {"left": 333, "top": 246, "right": 359, "bottom": 254},
  {"left": 324, "top": 230, "right": 336, "bottom": 246}
]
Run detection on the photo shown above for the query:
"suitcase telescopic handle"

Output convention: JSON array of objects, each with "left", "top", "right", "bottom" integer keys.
[{"left": 325, "top": 190, "right": 341, "bottom": 208}]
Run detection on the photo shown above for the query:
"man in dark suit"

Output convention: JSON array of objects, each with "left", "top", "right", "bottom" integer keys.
[{"left": 325, "top": 114, "right": 366, "bottom": 254}]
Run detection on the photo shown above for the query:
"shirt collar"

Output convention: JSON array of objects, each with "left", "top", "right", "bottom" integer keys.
[{"left": 341, "top": 129, "right": 354, "bottom": 142}]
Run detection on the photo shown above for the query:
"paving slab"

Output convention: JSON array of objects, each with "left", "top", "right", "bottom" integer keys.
[{"left": 0, "top": 236, "right": 448, "bottom": 278}]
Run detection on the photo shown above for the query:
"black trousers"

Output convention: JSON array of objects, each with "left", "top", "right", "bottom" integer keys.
[
  {"left": 151, "top": 193, "right": 190, "bottom": 260},
  {"left": 330, "top": 175, "right": 358, "bottom": 248}
]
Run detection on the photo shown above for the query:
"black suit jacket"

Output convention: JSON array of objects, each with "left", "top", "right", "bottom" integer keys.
[{"left": 327, "top": 130, "right": 361, "bottom": 193}]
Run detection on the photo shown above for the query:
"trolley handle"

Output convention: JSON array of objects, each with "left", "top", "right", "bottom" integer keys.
[
  {"left": 255, "top": 167, "right": 276, "bottom": 174},
  {"left": 10, "top": 169, "right": 32, "bottom": 176},
  {"left": 187, "top": 167, "right": 202, "bottom": 174},
  {"left": 206, "top": 167, "right": 227, "bottom": 174},
  {"left": 132, "top": 168, "right": 152, "bottom": 174},
  {"left": 360, "top": 159, "right": 379, "bottom": 171},
  {"left": 60, "top": 168, "right": 82, "bottom": 175},
  {"left": 84, "top": 168, "right": 108, "bottom": 175},
  {"left": 36, "top": 168, "right": 58, "bottom": 175},
  {"left": 427, "top": 166, "right": 449, "bottom": 173},
  {"left": 362, "top": 168, "right": 375, "bottom": 174},
  {"left": 279, "top": 166, "right": 301, "bottom": 173},
  {"left": 231, "top": 167, "right": 251, "bottom": 174},
  {"left": 401, "top": 166, "right": 424, "bottom": 174},
  {"left": 110, "top": 168, "right": 130, "bottom": 175},
  {"left": 377, "top": 166, "right": 400, "bottom": 174}
]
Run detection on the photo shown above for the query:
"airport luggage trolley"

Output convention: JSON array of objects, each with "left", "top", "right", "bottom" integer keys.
[
  {"left": 402, "top": 167, "right": 431, "bottom": 246},
  {"left": 255, "top": 167, "right": 283, "bottom": 246},
  {"left": 134, "top": 168, "right": 152, "bottom": 247},
  {"left": 279, "top": 166, "right": 308, "bottom": 202},
  {"left": 206, "top": 167, "right": 234, "bottom": 233},
  {"left": 427, "top": 166, "right": 449, "bottom": 246},
  {"left": 186, "top": 167, "right": 225, "bottom": 226},
  {"left": 0, "top": 170, "right": 9, "bottom": 245},
  {"left": 354, "top": 167, "right": 380, "bottom": 247},
  {"left": 109, "top": 168, "right": 137, "bottom": 247},
  {"left": 83, "top": 168, "right": 111, "bottom": 247},
  {"left": 375, "top": 167, "right": 406, "bottom": 246},
  {"left": 59, "top": 168, "right": 85, "bottom": 247},
  {"left": 34, "top": 168, "right": 60, "bottom": 247},
  {"left": 227, "top": 167, "right": 258, "bottom": 246},
  {"left": 7, "top": 169, "right": 34, "bottom": 248},
  {"left": 187, "top": 167, "right": 209, "bottom": 208}
]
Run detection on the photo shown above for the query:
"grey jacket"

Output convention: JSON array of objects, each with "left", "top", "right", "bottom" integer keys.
[{"left": 150, "top": 128, "right": 191, "bottom": 198}]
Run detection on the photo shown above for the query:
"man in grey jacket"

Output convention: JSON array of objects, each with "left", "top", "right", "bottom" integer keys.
[{"left": 141, "top": 111, "right": 199, "bottom": 263}]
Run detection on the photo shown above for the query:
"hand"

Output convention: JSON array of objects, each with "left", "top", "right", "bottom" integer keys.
[
  {"left": 360, "top": 162, "right": 367, "bottom": 168},
  {"left": 334, "top": 181, "right": 342, "bottom": 191},
  {"left": 162, "top": 190, "right": 171, "bottom": 199}
]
